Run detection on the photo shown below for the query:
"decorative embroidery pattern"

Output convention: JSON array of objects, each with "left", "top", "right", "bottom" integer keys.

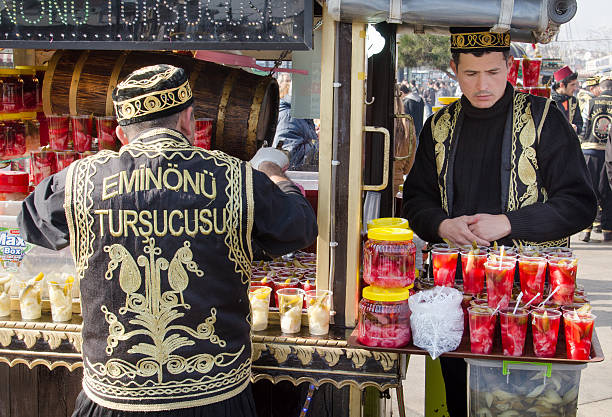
[
  {"left": 431, "top": 101, "right": 461, "bottom": 213},
  {"left": 114, "top": 81, "right": 192, "bottom": 124},
  {"left": 451, "top": 32, "right": 510, "bottom": 50}
]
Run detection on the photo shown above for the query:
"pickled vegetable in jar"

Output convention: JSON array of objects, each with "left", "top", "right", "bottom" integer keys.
[
  {"left": 0, "top": 70, "right": 23, "bottom": 113},
  {"left": 0, "top": 171, "right": 29, "bottom": 201},
  {"left": 363, "top": 227, "right": 416, "bottom": 288},
  {"left": 358, "top": 286, "right": 412, "bottom": 348}
]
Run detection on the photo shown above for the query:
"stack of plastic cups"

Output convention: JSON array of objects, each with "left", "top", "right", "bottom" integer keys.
[{"left": 358, "top": 218, "right": 415, "bottom": 348}]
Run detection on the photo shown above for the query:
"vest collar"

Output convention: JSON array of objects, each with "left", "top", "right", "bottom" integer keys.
[{"left": 132, "top": 128, "right": 192, "bottom": 146}]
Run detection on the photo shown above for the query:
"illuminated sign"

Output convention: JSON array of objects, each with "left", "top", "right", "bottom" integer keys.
[{"left": 0, "top": 0, "right": 312, "bottom": 50}]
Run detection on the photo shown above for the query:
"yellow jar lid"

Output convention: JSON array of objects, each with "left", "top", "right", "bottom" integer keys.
[
  {"left": 367, "top": 227, "right": 413, "bottom": 241},
  {"left": 367, "top": 217, "right": 410, "bottom": 230},
  {"left": 362, "top": 285, "right": 412, "bottom": 302}
]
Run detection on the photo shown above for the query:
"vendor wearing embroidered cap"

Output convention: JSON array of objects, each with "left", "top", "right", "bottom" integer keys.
[
  {"left": 581, "top": 75, "right": 612, "bottom": 242},
  {"left": 402, "top": 27, "right": 596, "bottom": 417},
  {"left": 578, "top": 75, "right": 601, "bottom": 130},
  {"left": 18, "top": 64, "right": 317, "bottom": 416},
  {"left": 552, "top": 65, "right": 583, "bottom": 134}
]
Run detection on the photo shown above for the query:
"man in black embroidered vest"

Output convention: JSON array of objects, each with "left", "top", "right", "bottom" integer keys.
[
  {"left": 402, "top": 28, "right": 596, "bottom": 417},
  {"left": 552, "top": 65, "right": 583, "bottom": 135},
  {"left": 582, "top": 76, "right": 612, "bottom": 242},
  {"left": 18, "top": 64, "right": 317, "bottom": 417}
]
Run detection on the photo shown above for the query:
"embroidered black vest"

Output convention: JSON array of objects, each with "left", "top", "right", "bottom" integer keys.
[
  {"left": 582, "top": 92, "right": 612, "bottom": 151},
  {"left": 431, "top": 91, "right": 568, "bottom": 247},
  {"left": 65, "top": 129, "right": 254, "bottom": 411}
]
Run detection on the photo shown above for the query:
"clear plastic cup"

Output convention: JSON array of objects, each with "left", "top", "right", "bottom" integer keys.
[
  {"left": 30, "top": 149, "right": 57, "bottom": 185},
  {"left": 47, "top": 279, "right": 73, "bottom": 322},
  {"left": 71, "top": 115, "right": 93, "bottom": 152},
  {"left": 306, "top": 289, "right": 332, "bottom": 335},
  {"left": 522, "top": 58, "right": 542, "bottom": 87},
  {"left": 500, "top": 307, "right": 529, "bottom": 356},
  {"left": 18, "top": 279, "right": 42, "bottom": 320},
  {"left": 431, "top": 247, "right": 459, "bottom": 287},
  {"left": 460, "top": 248, "right": 487, "bottom": 295},
  {"left": 277, "top": 288, "right": 304, "bottom": 334},
  {"left": 548, "top": 257, "right": 577, "bottom": 306},
  {"left": 195, "top": 118, "right": 214, "bottom": 149},
  {"left": 55, "top": 150, "right": 80, "bottom": 171},
  {"left": 96, "top": 116, "right": 118, "bottom": 151},
  {"left": 468, "top": 306, "right": 497, "bottom": 354},
  {"left": 47, "top": 114, "right": 70, "bottom": 150},
  {"left": 531, "top": 308, "right": 561, "bottom": 358},
  {"left": 563, "top": 311, "right": 595, "bottom": 360},
  {"left": 485, "top": 260, "right": 516, "bottom": 310},
  {"left": 518, "top": 256, "right": 547, "bottom": 305},
  {"left": 249, "top": 285, "right": 272, "bottom": 331},
  {"left": 0, "top": 274, "right": 11, "bottom": 317}
]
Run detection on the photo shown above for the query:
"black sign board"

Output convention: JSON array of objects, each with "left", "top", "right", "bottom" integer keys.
[{"left": 0, "top": 0, "right": 312, "bottom": 50}]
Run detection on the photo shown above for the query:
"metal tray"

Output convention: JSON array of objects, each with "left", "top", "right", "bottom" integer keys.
[{"left": 348, "top": 324, "right": 604, "bottom": 364}]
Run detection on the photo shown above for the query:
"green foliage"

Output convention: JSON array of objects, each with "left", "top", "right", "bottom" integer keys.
[{"left": 398, "top": 33, "right": 451, "bottom": 73}]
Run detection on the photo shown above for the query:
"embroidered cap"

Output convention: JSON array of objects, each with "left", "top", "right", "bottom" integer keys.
[
  {"left": 585, "top": 75, "right": 600, "bottom": 87},
  {"left": 450, "top": 27, "right": 511, "bottom": 54},
  {"left": 112, "top": 64, "right": 193, "bottom": 126},
  {"left": 553, "top": 65, "right": 576, "bottom": 82}
]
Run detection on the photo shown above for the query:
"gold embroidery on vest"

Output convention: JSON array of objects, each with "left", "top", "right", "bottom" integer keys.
[
  {"left": 93, "top": 237, "right": 237, "bottom": 385},
  {"left": 432, "top": 102, "right": 461, "bottom": 213}
]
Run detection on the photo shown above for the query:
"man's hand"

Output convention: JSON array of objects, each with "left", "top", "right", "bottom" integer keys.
[
  {"left": 468, "top": 214, "right": 511, "bottom": 242},
  {"left": 572, "top": 124, "right": 578, "bottom": 132},
  {"left": 257, "top": 161, "right": 290, "bottom": 184},
  {"left": 438, "top": 216, "right": 490, "bottom": 247}
]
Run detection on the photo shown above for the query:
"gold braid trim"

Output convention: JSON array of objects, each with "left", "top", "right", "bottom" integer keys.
[
  {"left": 451, "top": 32, "right": 510, "bottom": 50},
  {"left": 431, "top": 101, "right": 461, "bottom": 214}
]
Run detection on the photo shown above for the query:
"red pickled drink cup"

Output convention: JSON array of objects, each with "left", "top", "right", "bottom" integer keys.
[
  {"left": 30, "top": 150, "right": 57, "bottom": 185},
  {"left": 468, "top": 306, "right": 497, "bottom": 354},
  {"left": 274, "top": 277, "right": 300, "bottom": 307},
  {"left": 485, "top": 260, "right": 515, "bottom": 310},
  {"left": 55, "top": 150, "right": 80, "bottom": 171},
  {"left": 518, "top": 256, "right": 547, "bottom": 305},
  {"left": 432, "top": 247, "right": 459, "bottom": 287},
  {"left": 563, "top": 310, "right": 595, "bottom": 360},
  {"left": 194, "top": 118, "right": 214, "bottom": 149},
  {"left": 522, "top": 58, "right": 542, "bottom": 87},
  {"left": 96, "top": 116, "right": 118, "bottom": 150},
  {"left": 47, "top": 115, "right": 70, "bottom": 150},
  {"left": 72, "top": 115, "right": 93, "bottom": 153},
  {"left": 531, "top": 308, "right": 561, "bottom": 358},
  {"left": 500, "top": 307, "right": 529, "bottom": 356},
  {"left": 548, "top": 257, "right": 577, "bottom": 306},
  {"left": 543, "top": 247, "right": 573, "bottom": 258},
  {"left": 531, "top": 86, "right": 551, "bottom": 98},
  {"left": 460, "top": 248, "right": 487, "bottom": 295},
  {"left": 507, "top": 58, "right": 520, "bottom": 86}
]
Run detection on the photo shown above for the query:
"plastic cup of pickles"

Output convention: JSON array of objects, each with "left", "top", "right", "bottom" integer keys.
[
  {"left": 249, "top": 285, "right": 272, "bottom": 331},
  {"left": 306, "top": 289, "right": 332, "bottom": 335},
  {"left": 277, "top": 288, "right": 305, "bottom": 334},
  {"left": 18, "top": 273, "right": 44, "bottom": 320},
  {"left": 0, "top": 274, "right": 11, "bottom": 317},
  {"left": 48, "top": 276, "right": 74, "bottom": 322}
]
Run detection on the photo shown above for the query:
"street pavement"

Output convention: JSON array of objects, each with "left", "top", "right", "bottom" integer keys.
[{"left": 390, "top": 232, "right": 612, "bottom": 416}]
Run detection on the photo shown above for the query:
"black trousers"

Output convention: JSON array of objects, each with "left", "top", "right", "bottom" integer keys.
[
  {"left": 440, "top": 357, "right": 468, "bottom": 417},
  {"left": 584, "top": 150, "right": 612, "bottom": 230}
]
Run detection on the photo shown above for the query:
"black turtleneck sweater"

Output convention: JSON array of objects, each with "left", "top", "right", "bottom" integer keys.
[
  {"left": 452, "top": 85, "right": 513, "bottom": 216},
  {"left": 402, "top": 83, "right": 596, "bottom": 245}
]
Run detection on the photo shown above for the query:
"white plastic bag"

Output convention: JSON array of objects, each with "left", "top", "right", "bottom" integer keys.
[{"left": 409, "top": 286, "right": 464, "bottom": 359}]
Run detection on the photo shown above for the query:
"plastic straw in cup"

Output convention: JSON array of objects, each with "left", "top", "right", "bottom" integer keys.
[
  {"left": 513, "top": 292, "right": 523, "bottom": 315},
  {"left": 538, "top": 286, "right": 560, "bottom": 308},
  {"left": 523, "top": 292, "right": 540, "bottom": 309},
  {"left": 499, "top": 245, "right": 505, "bottom": 270}
]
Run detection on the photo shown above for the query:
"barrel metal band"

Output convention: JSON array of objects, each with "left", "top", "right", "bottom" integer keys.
[
  {"left": 42, "top": 50, "right": 64, "bottom": 115},
  {"left": 106, "top": 51, "right": 130, "bottom": 116},
  {"left": 69, "top": 51, "right": 91, "bottom": 116},
  {"left": 216, "top": 72, "right": 237, "bottom": 150},
  {"left": 247, "top": 77, "right": 269, "bottom": 157}
]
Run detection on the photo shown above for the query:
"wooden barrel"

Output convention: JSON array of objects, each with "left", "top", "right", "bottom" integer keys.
[{"left": 42, "top": 50, "right": 279, "bottom": 160}]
